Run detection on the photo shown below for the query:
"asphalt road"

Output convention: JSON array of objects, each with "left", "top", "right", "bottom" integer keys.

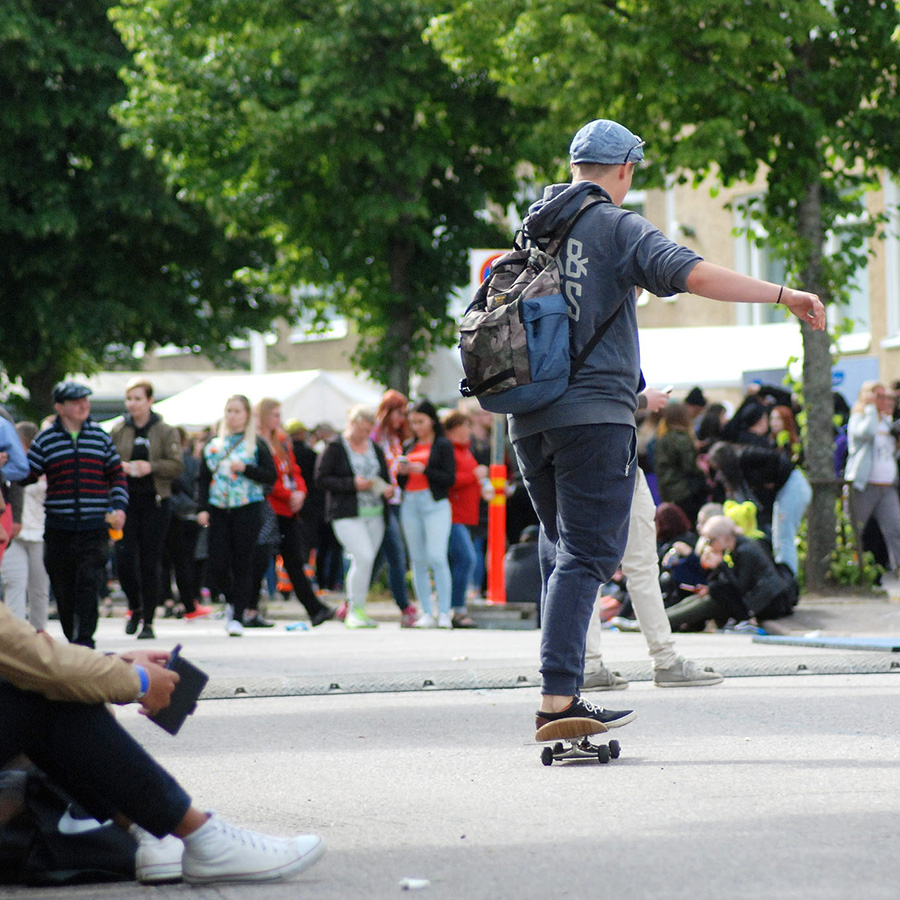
[{"left": 2, "top": 595, "right": 899, "bottom": 900}]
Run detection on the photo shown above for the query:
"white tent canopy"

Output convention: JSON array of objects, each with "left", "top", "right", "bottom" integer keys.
[{"left": 104, "top": 369, "right": 384, "bottom": 432}]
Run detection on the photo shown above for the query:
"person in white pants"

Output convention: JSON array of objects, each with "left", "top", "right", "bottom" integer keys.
[
  {"left": 0, "top": 423, "right": 50, "bottom": 630},
  {"left": 583, "top": 388, "right": 723, "bottom": 689}
]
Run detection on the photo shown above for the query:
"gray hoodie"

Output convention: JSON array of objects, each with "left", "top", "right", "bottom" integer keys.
[{"left": 508, "top": 181, "right": 702, "bottom": 442}]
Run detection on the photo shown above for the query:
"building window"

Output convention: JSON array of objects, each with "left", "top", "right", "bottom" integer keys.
[
  {"left": 825, "top": 203, "right": 871, "bottom": 353},
  {"left": 883, "top": 176, "right": 900, "bottom": 342},
  {"left": 733, "top": 195, "right": 787, "bottom": 326}
]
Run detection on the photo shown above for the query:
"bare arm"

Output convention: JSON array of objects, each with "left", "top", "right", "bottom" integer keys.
[{"left": 685, "top": 262, "right": 826, "bottom": 331}]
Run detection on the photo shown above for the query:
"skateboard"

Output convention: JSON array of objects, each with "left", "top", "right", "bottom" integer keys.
[{"left": 535, "top": 720, "right": 621, "bottom": 766}]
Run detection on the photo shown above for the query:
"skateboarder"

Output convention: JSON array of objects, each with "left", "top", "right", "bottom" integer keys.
[{"left": 516, "top": 119, "right": 824, "bottom": 738}]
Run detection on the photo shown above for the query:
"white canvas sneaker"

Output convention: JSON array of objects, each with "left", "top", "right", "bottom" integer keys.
[
  {"left": 130, "top": 824, "right": 183, "bottom": 884},
  {"left": 182, "top": 813, "right": 325, "bottom": 884}
]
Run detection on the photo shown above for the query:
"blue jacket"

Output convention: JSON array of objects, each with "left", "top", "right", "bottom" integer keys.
[
  {"left": 509, "top": 181, "right": 701, "bottom": 442},
  {"left": 0, "top": 417, "right": 30, "bottom": 483}
]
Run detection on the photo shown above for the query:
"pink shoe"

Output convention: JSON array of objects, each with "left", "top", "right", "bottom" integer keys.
[
  {"left": 185, "top": 604, "right": 213, "bottom": 620},
  {"left": 400, "top": 605, "right": 419, "bottom": 628},
  {"left": 335, "top": 601, "right": 349, "bottom": 622}
]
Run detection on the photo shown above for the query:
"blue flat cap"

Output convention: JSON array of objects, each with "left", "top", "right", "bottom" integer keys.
[{"left": 570, "top": 119, "right": 645, "bottom": 165}]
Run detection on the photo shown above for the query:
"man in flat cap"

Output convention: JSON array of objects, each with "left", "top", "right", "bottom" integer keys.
[
  {"left": 514, "top": 119, "right": 825, "bottom": 741},
  {"left": 23, "top": 381, "right": 128, "bottom": 647}
]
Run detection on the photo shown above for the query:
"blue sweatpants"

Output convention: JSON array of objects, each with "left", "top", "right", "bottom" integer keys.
[{"left": 513, "top": 423, "right": 636, "bottom": 696}]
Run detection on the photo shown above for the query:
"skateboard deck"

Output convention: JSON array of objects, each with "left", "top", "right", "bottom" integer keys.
[{"left": 535, "top": 719, "right": 621, "bottom": 766}]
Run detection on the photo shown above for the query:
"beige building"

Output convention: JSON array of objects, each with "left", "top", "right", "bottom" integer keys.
[
  {"left": 631, "top": 170, "right": 896, "bottom": 407},
  {"left": 130, "top": 171, "right": 899, "bottom": 409}
]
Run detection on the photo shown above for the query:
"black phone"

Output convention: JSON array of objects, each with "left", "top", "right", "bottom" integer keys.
[{"left": 148, "top": 644, "right": 209, "bottom": 736}]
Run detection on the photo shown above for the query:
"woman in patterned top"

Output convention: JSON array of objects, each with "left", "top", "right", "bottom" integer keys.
[{"left": 197, "top": 395, "right": 276, "bottom": 637}]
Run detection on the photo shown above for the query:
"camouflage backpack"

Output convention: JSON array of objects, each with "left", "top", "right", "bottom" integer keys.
[{"left": 458, "top": 194, "right": 620, "bottom": 414}]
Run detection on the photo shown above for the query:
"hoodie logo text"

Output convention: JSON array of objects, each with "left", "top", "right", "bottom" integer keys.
[{"left": 564, "top": 238, "right": 588, "bottom": 321}]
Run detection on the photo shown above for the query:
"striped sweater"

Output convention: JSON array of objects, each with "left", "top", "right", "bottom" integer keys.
[{"left": 27, "top": 418, "right": 128, "bottom": 532}]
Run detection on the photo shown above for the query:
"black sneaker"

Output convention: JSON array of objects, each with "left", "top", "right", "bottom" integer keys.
[
  {"left": 310, "top": 606, "right": 337, "bottom": 627},
  {"left": 125, "top": 613, "right": 140, "bottom": 635},
  {"left": 137, "top": 625, "right": 156, "bottom": 640},
  {"left": 243, "top": 613, "right": 275, "bottom": 628},
  {"left": 535, "top": 695, "right": 635, "bottom": 742}
]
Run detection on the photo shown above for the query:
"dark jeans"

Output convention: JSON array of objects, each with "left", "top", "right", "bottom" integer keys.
[
  {"left": 252, "top": 514, "right": 328, "bottom": 619},
  {"left": 315, "top": 520, "right": 344, "bottom": 591},
  {"left": 371, "top": 505, "right": 410, "bottom": 611},
  {"left": 166, "top": 516, "right": 202, "bottom": 612},
  {"left": 0, "top": 680, "right": 190, "bottom": 838},
  {"left": 115, "top": 495, "right": 171, "bottom": 626},
  {"left": 448, "top": 523, "right": 477, "bottom": 610},
  {"left": 513, "top": 424, "right": 636, "bottom": 696},
  {"left": 43, "top": 528, "right": 109, "bottom": 648},
  {"left": 207, "top": 502, "right": 263, "bottom": 623}
]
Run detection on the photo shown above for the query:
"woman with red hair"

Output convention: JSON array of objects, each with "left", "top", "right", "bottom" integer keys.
[
  {"left": 769, "top": 405, "right": 802, "bottom": 463},
  {"left": 371, "top": 390, "right": 418, "bottom": 627}
]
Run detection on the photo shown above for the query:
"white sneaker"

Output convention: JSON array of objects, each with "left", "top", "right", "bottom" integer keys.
[
  {"left": 414, "top": 613, "right": 436, "bottom": 628},
  {"left": 227, "top": 620, "right": 244, "bottom": 637},
  {"left": 437, "top": 613, "right": 452, "bottom": 629},
  {"left": 182, "top": 813, "right": 325, "bottom": 884},
  {"left": 345, "top": 606, "right": 378, "bottom": 629},
  {"left": 654, "top": 658, "right": 724, "bottom": 687},
  {"left": 130, "top": 824, "right": 183, "bottom": 884}
]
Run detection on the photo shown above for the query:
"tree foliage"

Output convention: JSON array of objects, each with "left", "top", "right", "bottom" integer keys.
[
  {"left": 0, "top": 0, "right": 282, "bottom": 417},
  {"left": 111, "top": 0, "right": 528, "bottom": 392},
  {"left": 430, "top": 0, "right": 900, "bottom": 589}
]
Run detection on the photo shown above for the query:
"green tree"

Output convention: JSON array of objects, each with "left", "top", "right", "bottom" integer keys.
[
  {"left": 430, "top": 0, "right": 900, "bottom": 590},
  {"left": 110, "top": 0, "right": 526, "bottom": 394},
  {"left": 0, "top": 1, "right": 282, "bottom": 418}
]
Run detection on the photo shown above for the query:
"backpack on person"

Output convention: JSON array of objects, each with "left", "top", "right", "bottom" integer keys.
[{"left": 458, "top": 193, "right": 621, "bottom": 414}]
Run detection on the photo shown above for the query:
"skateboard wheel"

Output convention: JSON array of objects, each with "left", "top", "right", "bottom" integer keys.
[
  {"left": 597, "top": 744, "right": 610, "bottom": 764},
  {"left": 541, "top": 746, "right": 554, "bottom": 766},
  {"left": 553, "top": 742, "right": 565, "bottom": 755},
  {"left": 609, "top": 740, "right": 620, "bottom": 759}
]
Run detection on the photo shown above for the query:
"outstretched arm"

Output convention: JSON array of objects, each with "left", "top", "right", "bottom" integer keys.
[{"left": 685, "top": 262, "right": 826, "bottom": 331}]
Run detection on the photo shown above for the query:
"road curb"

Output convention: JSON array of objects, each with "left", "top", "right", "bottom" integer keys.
[{"left": 197, "top": 652, "right": 900, "bottom": 700}]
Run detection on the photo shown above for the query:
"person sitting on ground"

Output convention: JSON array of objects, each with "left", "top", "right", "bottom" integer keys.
[
  {"left": 665, "top": 515, "right": 799, "bottom": 633},
  {"left": 707, "top": 439, "right": 811, "bottom": 576},
  {"left": 0, "top": 601, "right": 325, "bottom": 885},
  {"left": 655, "top": 501, "right": 702, "bottom": 608}
]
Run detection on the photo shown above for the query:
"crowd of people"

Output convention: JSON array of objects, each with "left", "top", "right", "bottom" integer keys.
[
  {"left": 602, "top": 374, "right": 900, "bottom": 639},
  {"left": 0, "top": 378, "right": 510, "bottom": 643},
  {"left": 3, "top": 371, "right": 897, "bottom": 654}
]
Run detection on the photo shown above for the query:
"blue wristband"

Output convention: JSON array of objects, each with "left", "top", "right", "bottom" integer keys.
[{"left": 134, "top": 665, "right": 150, "bottom": 700}]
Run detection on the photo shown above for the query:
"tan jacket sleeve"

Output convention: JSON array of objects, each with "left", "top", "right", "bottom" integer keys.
[{"left": 0, "top": 602, "right": 141, "bottom": 704}]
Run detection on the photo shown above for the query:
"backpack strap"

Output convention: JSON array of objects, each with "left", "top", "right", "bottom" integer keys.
[
  {"left": 569, "top": 298, "right": 626, "bottom": 380},
  {"left": 555, "top": 193, "right": 627, "bottom": 380}
]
